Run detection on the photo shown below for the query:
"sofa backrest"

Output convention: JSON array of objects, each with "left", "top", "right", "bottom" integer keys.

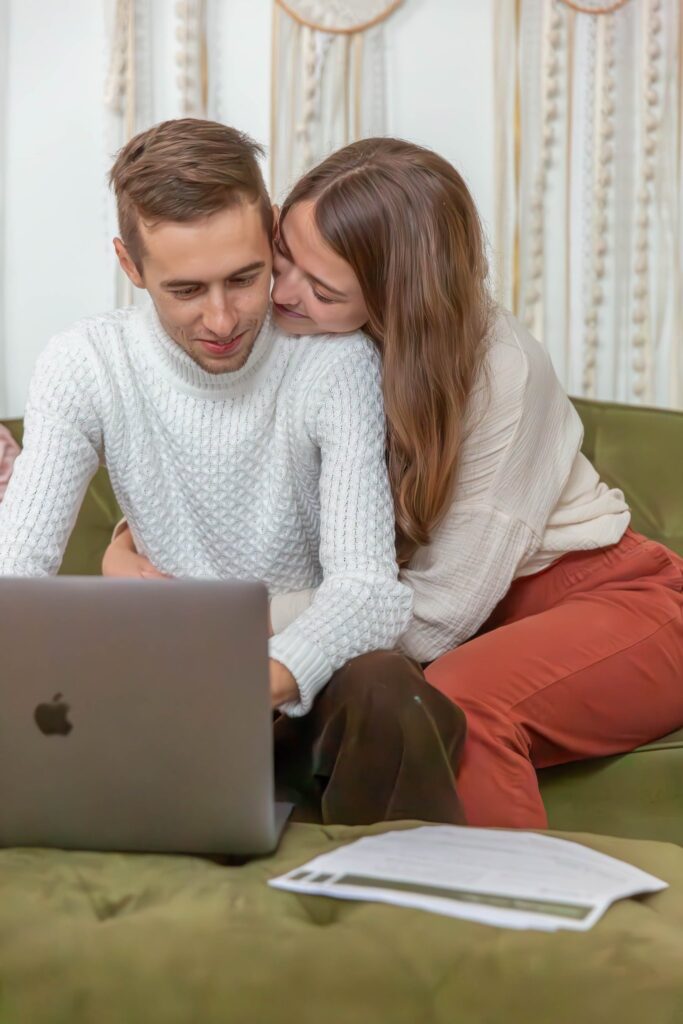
[
  {"left": 2, "top": 419, "right": 121, "bottom": 575},
  {"left": 572, "top": 398, "right": 683, "bottom": 556},
  {"left": 2, "top": 398, "right": 682, "bottom": 574}
]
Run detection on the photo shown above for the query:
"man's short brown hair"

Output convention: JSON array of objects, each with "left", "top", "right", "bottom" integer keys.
[{"left": 109, "top": 118, "right": 273, "bottom": 269}]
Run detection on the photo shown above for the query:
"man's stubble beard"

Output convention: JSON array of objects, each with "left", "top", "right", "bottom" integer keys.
[{"left": 160, "top": 313, "right": 262, "bottom": 376}]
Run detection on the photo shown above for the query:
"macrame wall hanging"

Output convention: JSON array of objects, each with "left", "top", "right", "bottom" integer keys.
[
  {"left": 270, "top": 0, "right": 402, "bottom": 199},
  {"left": 104, "top": 0, "right": 209, "bottom": 306},
  {"left": 494, "top": 0, "right": 682, "bottom": 408},
  {"left": 104, "top": 0, "right": 151, "bottom": 307},
  {"left": 175, "top": 0, "right": 209, "bottom": 117}
]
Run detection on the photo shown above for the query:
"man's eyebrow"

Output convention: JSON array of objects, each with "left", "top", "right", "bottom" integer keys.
[
  {"left": 160, "top": 262, "right": 266, "bottom": 288},
  {"left": 278, "top": 223, "right": 347, "bottom": 298}
]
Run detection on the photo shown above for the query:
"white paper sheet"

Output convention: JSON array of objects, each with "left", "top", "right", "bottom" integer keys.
[{"left": 269, "top": 826, "right": 667, "bottom": 931}]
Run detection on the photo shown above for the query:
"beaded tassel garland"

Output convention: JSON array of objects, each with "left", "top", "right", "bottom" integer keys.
[{"left": 493, "top": 0, "right": 682, "bottom": 408}]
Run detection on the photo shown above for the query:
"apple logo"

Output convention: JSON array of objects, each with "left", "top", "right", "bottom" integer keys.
[{"left": 34, "top": 693, "right": 73, "bottom": 736}]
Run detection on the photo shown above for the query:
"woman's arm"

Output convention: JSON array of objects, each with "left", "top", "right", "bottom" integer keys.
[
  {"left": 0, "top": 425, "right": 20, "bottom": 500},
  {"left": 399, "top": 316, "right": 584, "bottom": 662},
  {"left": 269, "top": 588, "right": 317, "bottom": 633},
  {"left": 399, "top": 505, "right": 538, "bottom": 661},
  {"left": 102, "top": 525, "right": 280, "bottom": 638},
  {"left": 101, "top": 522, "right": 170, "bottom": 578}
]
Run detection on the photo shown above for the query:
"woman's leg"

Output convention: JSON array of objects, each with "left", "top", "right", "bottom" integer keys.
[
  {"left": 274, "top": 650, "right": 466, "bottom": 826},
  {"left": 425, "top": 533, "right": 683, "bottom": 828}
]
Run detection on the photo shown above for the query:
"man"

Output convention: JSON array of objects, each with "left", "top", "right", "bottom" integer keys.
[{"left": 0, "top": 119, "right": 464, "bottom": 825}]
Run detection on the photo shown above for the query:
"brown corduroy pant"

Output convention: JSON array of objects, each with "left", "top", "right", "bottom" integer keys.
[{"left": 274, "top": 650, "right": 466, "bottom": 826}]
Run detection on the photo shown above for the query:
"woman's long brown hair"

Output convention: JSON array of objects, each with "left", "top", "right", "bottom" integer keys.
[{"left": 280, "top": 138, "right": 491, "bottom": 567}]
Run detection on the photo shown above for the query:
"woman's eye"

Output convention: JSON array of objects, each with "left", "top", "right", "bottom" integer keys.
[{"left": 313, "top": 291, "right": 336, "bottom": 305}]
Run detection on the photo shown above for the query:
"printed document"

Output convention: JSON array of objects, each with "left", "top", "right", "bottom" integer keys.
[{"left": 269, "top": 826, "right": 666, "bottom": 931}]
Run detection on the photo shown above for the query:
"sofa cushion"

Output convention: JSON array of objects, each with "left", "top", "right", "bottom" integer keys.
[
  {"left": 540, "top": 726, "right": 683, "bottom": 843},
  {"left": 1, "top": 822, "right": 683, "bottom": 1024}
]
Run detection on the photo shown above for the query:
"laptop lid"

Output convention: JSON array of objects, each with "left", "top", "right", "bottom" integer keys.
[{"left": 0, "top": 577, "right": 281, "bottom": 855}]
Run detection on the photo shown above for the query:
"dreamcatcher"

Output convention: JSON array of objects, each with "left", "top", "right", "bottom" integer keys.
[{"left": 270, "top": 0, "right": 402, "bottom": 198}]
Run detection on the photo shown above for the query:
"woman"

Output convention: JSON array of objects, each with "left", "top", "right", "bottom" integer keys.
[
  {"left": 0, "top": 425, "right": 20, "bottom": 501},
  {"left": 105, "top": 137, "right": 683, "bottom": 829}
]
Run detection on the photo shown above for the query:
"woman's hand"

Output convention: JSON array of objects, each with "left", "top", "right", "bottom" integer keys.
[{"left": 101, "top": 524, "right": 171, "bottom": 579}]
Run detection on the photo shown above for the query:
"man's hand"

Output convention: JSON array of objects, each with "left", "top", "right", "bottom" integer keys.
[{"left": 269, "top": 658, "right": 299, "bottom": 708}]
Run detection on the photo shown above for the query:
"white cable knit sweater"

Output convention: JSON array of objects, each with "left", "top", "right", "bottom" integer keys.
[{"left": 0, "top": 305, "right": 412, "bottom": 715}]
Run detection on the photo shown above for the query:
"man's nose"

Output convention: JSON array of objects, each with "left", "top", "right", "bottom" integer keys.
[{"left": 202, "top": 295, "right": 239, "bottom": 338}]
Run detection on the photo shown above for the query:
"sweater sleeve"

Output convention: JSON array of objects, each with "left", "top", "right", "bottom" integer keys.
[
  {"left": 398, "top": 506, "right": 538, "bottom": 661},
  {"left": 0, "top": 333, "right": 103, "bottom": 576},
  {"left": 269, "top": 344, "right": 413, "bottom": 716},
  {"left": 398, "top": 315, "right": 583, "bottom": 662}
]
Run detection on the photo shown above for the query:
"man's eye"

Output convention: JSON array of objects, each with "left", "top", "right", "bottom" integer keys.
[
  {"left": 233, "top": 276, "right": 258, "bottom": 288},
  {"left": 313, "top": 291, "right": 336, "bottom": 305},
  {"left": 172, "top": 287, "right": 199, "bottom": 298}
]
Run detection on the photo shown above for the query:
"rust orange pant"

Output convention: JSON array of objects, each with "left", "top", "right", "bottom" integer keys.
[{"left": 424, "top": 529, "right": 683, "bottom": 828}]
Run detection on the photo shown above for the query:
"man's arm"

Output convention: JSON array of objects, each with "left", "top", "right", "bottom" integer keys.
[
  {"left": 0, "top": 332, "right": 103, "bottom": 576},
  {"left": 269, "top": 340, "right": 413, "bottom": 716}
]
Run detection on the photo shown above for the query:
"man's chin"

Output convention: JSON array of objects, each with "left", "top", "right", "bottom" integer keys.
[{"left": 194, "top": 351, "right": 252, "bottom": 375}]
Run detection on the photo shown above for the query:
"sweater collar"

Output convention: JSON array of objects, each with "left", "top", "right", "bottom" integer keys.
[{"left": 138, "top": 303, "right": 279, "bottom": 400}]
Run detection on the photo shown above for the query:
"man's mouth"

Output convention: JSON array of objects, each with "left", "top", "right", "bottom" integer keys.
[
  {"left": 197, "top": 330, "right": 247, "bottom": 356},
  {"left": 273, "top": 302, "right": 308, "bottom": 320}
]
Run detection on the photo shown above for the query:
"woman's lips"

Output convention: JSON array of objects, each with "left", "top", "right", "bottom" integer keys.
[{"left": 274, "top": 302, "right": 308, "bottom": 320}]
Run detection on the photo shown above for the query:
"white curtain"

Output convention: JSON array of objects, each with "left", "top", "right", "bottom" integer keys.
[{"left": 493, "top": 0, "right": 682, "bottom": 410}]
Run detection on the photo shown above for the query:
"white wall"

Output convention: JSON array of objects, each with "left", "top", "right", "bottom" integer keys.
[
  {"left": 386, "top": 0, "right": 494, "bottom": 237},
  {"left": 3, "top": 0, "right": 113, "bottom": 417},
  {"left": 0, "top": 0, "right": 494, "bottom": 417}
]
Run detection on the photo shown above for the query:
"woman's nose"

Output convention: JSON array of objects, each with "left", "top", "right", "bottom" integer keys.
[{"left": 272, "top": 268, "right": 301, "bottom": 308}]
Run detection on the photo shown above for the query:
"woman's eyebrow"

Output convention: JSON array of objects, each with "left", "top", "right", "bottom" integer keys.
[{"left": 278, "top": 223, "right": 347, "bottom": 298}]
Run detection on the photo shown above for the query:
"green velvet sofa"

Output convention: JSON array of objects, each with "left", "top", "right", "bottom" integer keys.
[
  {"left": 2, "top": 822, "right": 683, "bottom": 1024},
  {"left": 2, "top": 399, "right": 683, "bottom": 1024},
  {"left": 3, "top": 397, "right": 683, "bottom": 844}
]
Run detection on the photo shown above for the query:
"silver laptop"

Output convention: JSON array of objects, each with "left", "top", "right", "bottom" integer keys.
[{"left": 0, "top": 577, "right": 290, "bottom": 855}]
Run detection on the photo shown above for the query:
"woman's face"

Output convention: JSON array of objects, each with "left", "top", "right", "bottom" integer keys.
[{"left": 271, "top": 200, "right": 369, "bottom": 336}]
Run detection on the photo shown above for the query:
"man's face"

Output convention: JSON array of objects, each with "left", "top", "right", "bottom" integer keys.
[{"left": 116, "top": 201, "right": 273, "bottom": 374}]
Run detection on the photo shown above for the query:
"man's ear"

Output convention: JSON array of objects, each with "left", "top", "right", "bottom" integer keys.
[{"left": 113, "top": 238, "right": 144, "bottom": 289}]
